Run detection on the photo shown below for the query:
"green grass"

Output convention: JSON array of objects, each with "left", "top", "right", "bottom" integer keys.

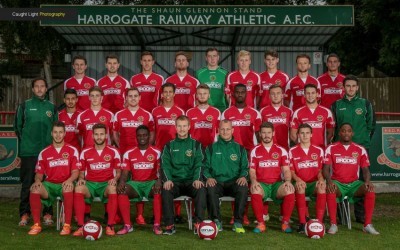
[{"left": 0, "top": 194, "right": 399, "bottom": 249}]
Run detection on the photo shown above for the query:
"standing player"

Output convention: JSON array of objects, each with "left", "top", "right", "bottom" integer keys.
[
  {"left": 186, "top": 84, "right": 221, "bottom": 150},
  {"left": 97, "top": 54, "right": 130, "bottom": 114},
  {"left": 161, "top": 115, "right": 207, "bottom": 235},
  {"left": 196, "top": 48, "right": 228, "bottom": 113},
  {"left": 258, "top": 50, "right": 290, "bottom": 109},
  {"left": 290, "top": 84, "right": 335, "bottom": 148},
  {"left": 323, "top": 123, "right": 379, "bottom": 235},
  {"left": 164, "top": 51, "right": 199, "bottom": 112},
  {"left": 59, "top": 89, "right": 81, "bottom": 151},
  {"left": 73, "top": 123, "right": 121, "bottom": 236},
  {"left": 27, "top": 122, "right": 79, "bottom": 235},
  {"left": 289, "top": 124, "right": 326, "bottom": 233},
  {"left": 64, "top": 55, "right": 96, "bottom": 111},
  {"left": 130, "top": 51, "right": 164, "bottom": 113},
  {"left": 318, "top": 53, "right": 345, "bottom": 109},
  {"left": 284, "top": 54, "right": 321, "bottom": 111},
  {"left": 117, "top": 125, "right": 163, "bottom": 235},
  {"left": 225, "top": 50, "right": 261, "bottom": 108},
  {"left": 250, "top": 122, "right": 295, "bottom": 234},
  {"left": 76, "top": 86, "right": 114, "bottom": 149}
]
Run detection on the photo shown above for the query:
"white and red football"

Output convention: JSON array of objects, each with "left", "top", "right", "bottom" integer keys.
[
  {"left": 198, "top": 220, "right": 218, "bottom": 240},
  {"left": 83, "top": 220, "right": 103, "bottom": 241},
  {"left": 305, "top": 219, "right": 325, "bottom": 239}
]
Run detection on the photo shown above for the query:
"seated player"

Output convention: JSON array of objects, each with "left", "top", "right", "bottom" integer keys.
[
  {"left": 116, "top": 125, "right": 162, "bottom": 235},
  {"left": 28, "top": 121, "right": 79, "bottom": 235},
  {"left": 289, "top": 124, "right": 326, "bottom": 233},
  {"left": 250, "top": 122, "right": 295, "bottom": 233},
  {"left": 323, "top": 123, "right": 379, "bottom": 235},
  {"left": 73, "top": 123, "right": 121, "bottom": 236}
]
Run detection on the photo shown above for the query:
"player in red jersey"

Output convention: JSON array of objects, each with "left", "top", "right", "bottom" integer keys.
[
  {"left": 284, "top": 54, "right": 321, "bottom": 111},
  {"left": 258, "top": 50, "right": 290, "bottom": 109},
  {"left": 290, "top": 84, "right": 335, "bottom": 149},
  {"left": 250, "top": 122, "right": 295, "bottom": 234},
  {"left": 186, "top": 84, "right": 221, "bottom": 150},
  {"left": 28, "top": 122, "right": 80, "bottom": 235},
  {"left": 59, "top": 89, "right": 81, "bottom": 151},
  {"left": 318, "top": 53, "right": 345, "bottom": 109},
  {"left": 97, "top": 54, "right": 130, "bottom": 114},
  {"left": 130, "top": 51, "right": 164, "bottom": 113},
  {"left": 164, "top": 51, "right": 199, "bottom": 112},
  {"left": 225, "top": 50, "right": 261, "bottom": 108},
  {"left": 113, "top": 87, "right": 155, "bottom": 155},
  {"left": 116, "top": 125, "right": 163, "bottom": 235},
  {"left": 323, "top": 123, "right": 379, "bottom": 235},
  {"left": 76, "top": 86, "right": 114, "bottom": 149},
  {"left": 64, "top": 55, "right": 96, "bottom": 111},
  {"left": 289, "top": 124, "right": 326, "bottom": 233},
  {"left": 73, "top": 123, "right": 121, "bottom": 236}
]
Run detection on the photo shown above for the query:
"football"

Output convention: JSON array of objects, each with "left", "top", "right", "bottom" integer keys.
[
  {"left": 197, "top": 220, "right": 218, "bottom": 240},
  {"left": 305, "top": 219, "right": 325, "bottom": 239},
  {"left": 83, "top": 220, "right": 103, "bottom": 241}
]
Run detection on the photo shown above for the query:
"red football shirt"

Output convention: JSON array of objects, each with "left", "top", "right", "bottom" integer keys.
[
  {"left": 152, "top": 105, "right": 184, "bottom": 150},
  {"left": 290, "top": 105, "right": 335, "bottom": 149},
  {"left": 250, "top": 144, "right": 289, "bottom": 184},
  {"left": 317, "top": 72, "right": 345, "bottom": 109},
  {"left": 59, "top": 109, "right": 81, "bottom": 151},
  {"left": 97, "top": 75, "right": 130, "bottom": 114},
  {"left": 289, "top": 144, "right": 324, "bottom": 183},
  {"left": 221, "top": 106, "right": 261, "bottom": 152},
  {"left": 164, "top": 74, "right": 199, "bottom": 112},
  {"left": 130, "top": 72, "right": 164, "bottom": 113},
  {"left": 284, "top": 75, "right": 321, "bottom": 111},
  {"left": 186, "top": 106, "right": 221, "bottom": 149},
  {"left": 122, "top": 146, "right": 161, "bottom": 181},
  {"left": 225, "top": 70, "right": 261, "bottom": 108},
  {"left": 324, "top": 142, "right": 369, "bottom": 183},
  {"left": 80, "top": 145, "right": 121, "bottom": 182},
  {"left": 113, "top": 108, "right": 155, "bottom": 154},
  {"left": 260, "top": 105, "right": 292, "bottom": 151},
  {"left": 76, "top": 108, "right": 114, "bottom": 149},
  {"left": 258, "top": 70, "right": 289, "bottom": 108},
  {"left": 64, "top": 76, "right": 96, "bottom": 111},
  {"left": 36, "top": 144, "right": 80, "bottom": 184}
]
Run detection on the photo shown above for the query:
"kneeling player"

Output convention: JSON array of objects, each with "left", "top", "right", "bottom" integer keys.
[
  {"left": 323, "top": 123, "right": 379, "bottom": 235},
  {"left": 28, "top": 121, "right": 79, "bottom": 235},
  {"left": 117, "top": 125, "right": 162, "bottom": 235},
  {"left": 250, "top": 122, "right": 295, "bottom": 233},
  {"left": 73, "top": 123, "right": 121, "bottom": 236},
  {"left": 289, "top": 124, "right": 326, "bottom": 233}
]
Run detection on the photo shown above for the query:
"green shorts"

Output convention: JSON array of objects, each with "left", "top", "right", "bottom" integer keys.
[
  {"left": 260, "top": 182, "right": 283, "bottom": 204},
  {"left": 42, "top": 181, "right": 63, "bottom": 207},
  {"left": 333, "top": 180, "right": 364, "bottom": 203},
  {"left": 85, "top": 181, "right": 109, "bottom": 204},
  {"left": 305, "top": 181, "right": 317, "bottom": 201},
  {"left": 126, "top": 180, "right": 156, "bottom": 202}
]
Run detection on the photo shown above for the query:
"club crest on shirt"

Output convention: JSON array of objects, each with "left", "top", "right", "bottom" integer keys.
[
  {"left": 99, "top": 116, "right": 106, "bottom": 122},
  {"left": 230, "top": 154, "right": 238, "bottom": 161},
  {"left": 206, "top": 115, "right": 213, "bottom": 122},
  {"left": 244, "top": 114, "right": 251, "bottom": 120},
  {"left": 352, "top": 152, "right": 359, "bottom": 158},
  {"left": 171, "top": 113, "right": 177, "bottom": 120},
  {"left": 311, "top": 153, "right": 318, "bottom": 160},
  {"left": 62, "top": 152, "right": 69, "bottom": 159},
  {"left": 147, "top": 154, "right": 154, "bottom": 161},
  {"left": 185, "top": 149, "right": 193, "bottom": 157},
  {"left": 137, "top": 116, "right": 144, "bottom": 122},
  {"left": 272, "top": 153, "right": 279, "bottom": 159},
  {"left": 210, "top": 75, "right": 216, "bottom": 82},
  {"left": 84, "top": 82, "right": 92, "bottom": 89},
  {"left": 281, "top": 112, "right": 287, "bottom": 118},
  {"left": 355, "top": 108, "right": 363, "bottom": 115},
  {"left": 46, "top": 111, "right": 53, "bottom": 117},
  {"left": 104, "top": 154, "right": 111, "bottom": 161},
  {"left": 317, "top": 115, "right": 323, "bottom": 122},
  {"left": 275, "top": 79, "right": 282, "bottom": 85},
  {"left": 337, "top": 82, "right": 343, "bottom": 88},
  {"left": 185, "top": 82, "right": 191, "bottom": 87},
  {"left": 115, "top": 82, "right": 122, "bottom": 88},
  {"left": 150, "top": 80, "right": 157, "bottom": 85}
]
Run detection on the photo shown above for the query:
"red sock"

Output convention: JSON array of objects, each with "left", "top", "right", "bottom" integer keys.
[
  {"left": 62, "top": 192, "right": 73, "bottom": 225},
  {"left": 263, "top": 202, "right": 269, "bottom": 215},
  {"left": 251, "top": 194, "right": 264, "bottom": 223},
  {"left": 231, "top": 201, "right": 235, "bottom": 216},
  {"left": 74, "top": 193, "right": 85, "bottom": 226},
  {"left": 295, "top": 193, "right": 307, "bottom": 224},
  {"left": 174, "top": 201, "right": 181, "bottom": 216},
  {"left": 153, "top": 194, "right": 162, "bottom": 225},
  {"left": 117, "top": 194, "right": 131, "bottom": 225},
  {"left": 107, "top": 194, "right": 117, "bottom": 226},
  {"left": 281, "top": 193, "right": 295, "bottom": 224},
  {"left": 316, "top": 193, "right": 326, "bottom": 222},
  {"left": 29, "top": 193, "right": 41, "bottom": 225},
  {"left": 364, "top": 192, "right": 375, "bottom": 226},
  {"left": 326, "top": 193, "right": 337, "bottom": 225},
  {"left": 136, "top": 202, "right": 144, "bottom": 218},
  {"left": 84, "top": 203, "right": 91, "bottom": 214}
]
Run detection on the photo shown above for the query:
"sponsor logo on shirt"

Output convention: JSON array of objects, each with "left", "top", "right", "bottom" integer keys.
[
  {"left": 49, "top": 159, "right": 69, "bottom": 167},
  {"left": 175, "top": 87, "right": 191, "bottom": 94},
  {"left": 77, "top": 89, "right": 89, "bottom": 96},
  {"left": 268, "top": 117, "right": 286, "bottom": 124},
  {"left": 259, "top": 160, "right": 279, "bottom": 167},
  {"left": 138, "top": 85, "right": 156, "bottom": 92},
  {"left": 305, "top": 121, "right": 323, "bottom": 128},
  {"left": 335, "top": 157, "right": 357, "bottom": 164},
  {"left": 207, "top": 83, "right": 222, "bottom": 89},
  {"left": 86, "top": 123, "right": 95, "bottom": 130},
  {"left": 324, "top": 88, "right": 341, "bottom": 94},
  {"left": 133, "top": 162, "right": 154, "bottom": 169},
  {"left": 194, "top": 121, "right": 212, "bottom": 129},
  {"left": 262, "top": 83, "right": 272, "bottom": 90},
  {"left": 295, "top": 89, "right": 304, "bottom": 96},
  {"left": 298, "top": 160, "right": 319, "bottom": 169},
  {"left": 122, "top": 121, "right": 143, "bottom": 127},
  {"left": 104, "top": 88, "right": 122, "bottom": 95},
  {"left": 232, "top": 119, "right": 251, "bottom": 127},
  {"left": 65, "top": 125, "right": 76, "bottom": 132},
  {"left": 157, "top": 118, "right": 175, "bottom": 125},
  {"left": 90, "top": 162, "right": 111, "bottom": 170}
]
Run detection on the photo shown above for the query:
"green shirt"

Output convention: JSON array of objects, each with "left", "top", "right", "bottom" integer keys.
[{"left": 196, "top": 66, "right": 228, "bottom": 113}]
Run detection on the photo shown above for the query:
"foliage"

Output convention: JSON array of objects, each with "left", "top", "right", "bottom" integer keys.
[{"left": 0, "top": 60, "right": 23, "bottom": 102}]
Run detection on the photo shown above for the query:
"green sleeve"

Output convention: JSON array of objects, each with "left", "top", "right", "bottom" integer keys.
[
  {"left": 161, "top": 143, "right": 173, "bottom": 182},
  {"left": 13, "top": 103, "right": 23, "bottom": 140},
  {"left": 366, "top": 100, "right": 376, "bottom": 138},
  {"left": 239, "top": 146, "right": 249, "bottom": 179},
  {"left": 192, "top": 141, "right": 204, "bottom": 182},
  {"left": 202, "top": 146, "right": 212, "bottom": 179}
]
